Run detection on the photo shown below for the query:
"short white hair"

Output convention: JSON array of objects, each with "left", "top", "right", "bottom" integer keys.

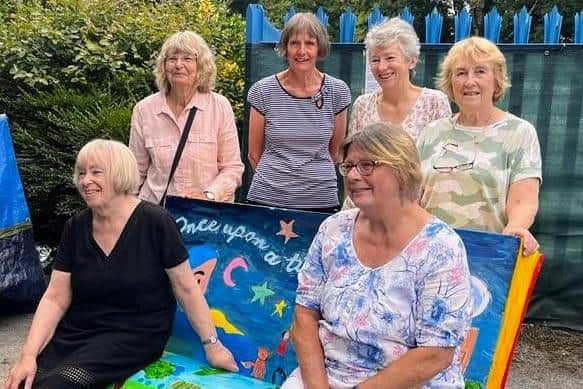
[{"left": 365, "top": 17, "right": 420, "bottom": 60}]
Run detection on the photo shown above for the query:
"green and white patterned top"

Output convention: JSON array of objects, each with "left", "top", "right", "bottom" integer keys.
[{"left": 417, "top": 113, "right": 542, "bottom": 232}]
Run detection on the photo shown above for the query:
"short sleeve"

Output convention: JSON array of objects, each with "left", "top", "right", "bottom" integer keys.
[
  {"left": 415, "top": 227, "right": 472, "bottom": 347},
  {"left": 53, "top": 217, "right": 74, "bottom": 273},
  {"left": 332, "top": 78, "right": 352, "bottom": 115},
  {"left": 296, "top": 225, "right": 328, "bottom": 312},
  {"left": 433, "top": 91, "right": 453, "bottom": 120},
  {"left": 247, "top": 78, "right": 267, "bottom": 115},
  {"left": 348, "top": 95, "right": 366, "bottom": 135},
  {"left": 508, "top": 120, "right": 542, "bottom": 184},
  {"left": 155, "top": 209, "right": 188, "bottom": 269}
]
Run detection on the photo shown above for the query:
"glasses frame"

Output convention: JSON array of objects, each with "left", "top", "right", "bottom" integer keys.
[
  {"left": 432, "top": 140, "right": 478, "bottom": 173},
  {"left": 337, "top": 160, "right": 387, "bottom": 177},
  {"left": 165, "top": 53, "right": 198, "bottom": 65}
]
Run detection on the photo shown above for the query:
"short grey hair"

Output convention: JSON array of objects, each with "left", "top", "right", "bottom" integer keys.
[
  {"left": 365, "top": 17, "right": 420, "bottom": 60},
  {"left": 275, "top": 12, "right": 330, "bottom": 60},
  {"left": 74, "top": 139, "right": 139, "bottom": 196}
]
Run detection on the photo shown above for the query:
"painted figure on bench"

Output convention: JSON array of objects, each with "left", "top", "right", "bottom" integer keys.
[
  {"left": 417, "top": 37, "right": 542, "bottom": 256},
  {"left": 285, "top": 124, "right": 472, "bottom": 389},
  {"left": 3, "top": 139, "right": 238, "bottom": 389}
]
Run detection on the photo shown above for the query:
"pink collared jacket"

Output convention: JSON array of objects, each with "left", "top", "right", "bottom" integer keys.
[{"left": 129, "top": 91, "right": 244, "bottom": 203}]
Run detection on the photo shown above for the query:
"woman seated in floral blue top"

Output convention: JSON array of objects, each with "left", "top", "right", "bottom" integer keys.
[{"left": 284, "top": 123, "right": 472, "bottom": 389}]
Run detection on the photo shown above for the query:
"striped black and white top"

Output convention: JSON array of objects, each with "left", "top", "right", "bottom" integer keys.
[{"left": 247, "top": 74, "right": 352, "bottom": 209}]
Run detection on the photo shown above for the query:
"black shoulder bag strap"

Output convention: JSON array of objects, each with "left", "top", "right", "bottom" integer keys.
[{"left": 159, "top": 107, "right": 198, "bottom": 207}]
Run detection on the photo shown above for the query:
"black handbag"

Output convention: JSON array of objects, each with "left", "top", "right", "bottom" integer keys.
[{"left": 159, "top": 107, "right": 198, "bottom": 207}]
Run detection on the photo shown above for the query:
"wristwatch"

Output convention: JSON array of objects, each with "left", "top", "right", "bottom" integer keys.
[
  {"left": 203, "top": 191, "right": 215, "bottom": 201},
  {"left": 202, "top": 335, "right": 218, "bottom": 346}
]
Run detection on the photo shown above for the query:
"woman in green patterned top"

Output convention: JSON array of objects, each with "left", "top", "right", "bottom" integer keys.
[{"left": 417, "top": 37, "right": 542, "bottom": 256}]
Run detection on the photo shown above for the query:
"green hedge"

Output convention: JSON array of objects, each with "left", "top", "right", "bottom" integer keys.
[{"left": 0, "top": 0, "right": 245, "bottom": 246}]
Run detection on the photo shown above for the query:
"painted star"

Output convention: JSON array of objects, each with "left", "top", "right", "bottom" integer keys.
[
  {"left": 272, "top": 299, "right": 288, "bottom": 317},
  {"left": 251, "top": 281, "right": 275, "bottom": 305},
  {"left": 276, "top": 220, "right": 299, "bottom": 244}
]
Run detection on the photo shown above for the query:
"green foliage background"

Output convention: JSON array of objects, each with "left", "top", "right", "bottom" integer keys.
[
  {"left": 0, "top": 0, "right": 245, "bottom": 246},
  {"left": 0, "top": 0, "right": 580, "bottom": 246}
]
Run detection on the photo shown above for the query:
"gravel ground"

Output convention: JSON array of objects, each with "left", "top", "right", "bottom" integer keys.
[{"left": 1, "top": 314, "right": 581, "bottom": 388}]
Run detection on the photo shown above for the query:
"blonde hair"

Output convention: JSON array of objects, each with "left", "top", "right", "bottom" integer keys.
[
  {"left": 339, "top": 123, "right": 422, "bottom": 201},
  {"left": 154, "top": 31, "right": 216, "bottom": 93},
  {"left": 365, "top": 17, "right": 420, "bottom": 60},
  {"left": 74, "top": 139, "right": 139, "bottom": 195},
  {"left": 437, "top": 36, "right": 510, "bottom": 103},
  {"left": 275, "top": 12, "right": 330, "bottom": 60}
]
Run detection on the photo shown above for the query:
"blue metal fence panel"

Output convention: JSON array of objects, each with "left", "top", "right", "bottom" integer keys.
[
  {"left": 575, "top": 10, "right": 583, "bottom": 44},
  {"left": 399, "top": 6, "right": 414, "bottom": 26},
  {"left": 544, "top": 6, "right": 563, "bottom": 43},
  {"left": 339, "top": 7, "right": 356, "bottom": 43},
  {"left": 455, "top": 8, "right": 472, "bottom": 42},
  {"left": 484, "top": 7, "right": 502, "bottom": 43},
  {"left": 367, "top": 7, "right": 384, "bottom": 30},
  {"left": 514, "top": 6, "right": 532, "bottom": 44}
]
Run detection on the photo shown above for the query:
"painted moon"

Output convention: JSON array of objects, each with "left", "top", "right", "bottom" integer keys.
[{"left": 223, "top": 256, "right": 249, "bottom": 287}]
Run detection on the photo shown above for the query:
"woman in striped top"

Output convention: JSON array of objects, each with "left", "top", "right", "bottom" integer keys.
[{"left": 247, "top": 12, "right": 352, "bottom": 213}]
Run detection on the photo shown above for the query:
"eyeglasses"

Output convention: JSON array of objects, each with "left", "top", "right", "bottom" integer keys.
[
  {"left": 338, "top": 160, "right": 387, "bottom": 176},
  {"left": 165, "top": 54, "right": 197, "bottom": 65},
  {"left": 432, "top": 141, "right": 477, "bottom": 173}
]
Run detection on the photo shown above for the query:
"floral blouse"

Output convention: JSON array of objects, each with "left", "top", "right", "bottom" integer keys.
[
  {"left": 348, "top": 87, "right": 452, "bottom": 140},
  {"left": 296, "top": 209, "right": 472, "bottom": 389}
]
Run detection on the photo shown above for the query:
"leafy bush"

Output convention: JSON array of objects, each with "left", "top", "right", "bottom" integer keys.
[{"left": 0, "top": 0, "right": 245, "bottom": 246}]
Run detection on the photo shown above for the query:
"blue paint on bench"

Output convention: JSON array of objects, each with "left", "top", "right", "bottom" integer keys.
[{"left": 120, "top": 197, "right": 525, "bottom": 388}]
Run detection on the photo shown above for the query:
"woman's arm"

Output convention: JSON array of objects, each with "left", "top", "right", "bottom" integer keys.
[
  {"left": 203, "top": 99, "right": 244, "bottom": 202},
  {"left": 503, "top": 177, "right": 540, "bottom": 255},
  {"left": 4, "top": 270, "right": 72, "bottom": 389},
  {"left": 357, "top": 346, "right": 455, "bottom": 389},
  {"left": 247, "top": 107, "right": 266, "bottom": 171},
  {"left": 290, "top": 305, "right": 329, "bottom": 389},
  {"left": 128, "top": 104, "right": 150, "bottom": 190},
  {"left": 329, "top": 109, "right": 348, "bottom": 163},
  {"left": 166, "top": 261, "right": 238, "bottom": 372}
]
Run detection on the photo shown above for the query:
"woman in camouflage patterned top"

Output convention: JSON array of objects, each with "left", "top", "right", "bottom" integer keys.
[{"left": 417, "top": 37, "right": 542, "bottom": 256}]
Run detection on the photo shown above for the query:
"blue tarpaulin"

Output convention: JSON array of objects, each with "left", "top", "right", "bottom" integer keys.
[{"left": 0, "top": 114, "right": 45, "bottom": 312}]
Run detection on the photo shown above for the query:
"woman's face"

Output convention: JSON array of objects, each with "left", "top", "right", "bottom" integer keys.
[
  {"left": 165, "top": 51, "right": 198, "bottom": 90},
  {"left": 451, "top": 59, "right": 497, "bottom": 111},
  {"left": 286, "top": 31, "right": 318, "bottom": 72},
  {"left": 369, "top": 42, "right": 417, "bottom": 89},
  {"left": 76, "top": 157, "right": 115, "bottom": 209},
  {"left": 343, "top": 146, "right": 400, "bottom": 209}
]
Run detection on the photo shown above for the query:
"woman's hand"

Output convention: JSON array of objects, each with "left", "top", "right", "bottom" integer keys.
[
  {"left": 204, "top": 341, "right": 239, "bottom": 372},
  {"left": 502, "top": 226, "right": 539, "bottom": 256},
  {"left": 4, "top": 354, "right": 37, "bottom": 389}
]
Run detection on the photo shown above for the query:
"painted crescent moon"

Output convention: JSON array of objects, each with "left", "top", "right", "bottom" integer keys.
[{"left": 223, "top": 256, "right": 249, "bottom": 287}]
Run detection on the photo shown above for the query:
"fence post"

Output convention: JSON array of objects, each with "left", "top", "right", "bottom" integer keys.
[
  {"left": 575, "top": 10, "right": 583, "bottom": 43},
  {"left": 245, "top": 4, "right": 280, "bottom": 43},
  {"left": 454, "top": 8, "right": 472, "bottom": 42},
  {"left": 513, "top": 6, "right": 532, "bottom": 44},
  {"left": 400, "top": 6, "right": 414, "bottom": 26},
  {"left": 484, "top": 7, "right": 502, "bottom": 43},
  {"left": 367, "top": 7, "right": 384, "bottom": 29},
  {"left": 283, "top": 6, "right": 296, "bottom": 25},
  {"left": 425, "top": 7, "right": 443, "bottom": 43},
  {"left": 315, "top": 6, "right": 329, "bottom": 29},
  {"left": 339, "top": 7, "right": 356, "bottom": 43},
  {"left": 544, "top": 6, "right": 563, "bottom": 43}
]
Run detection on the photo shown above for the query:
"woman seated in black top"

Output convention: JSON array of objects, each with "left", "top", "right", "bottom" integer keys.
[{"left": 4, "top": 139, "right": 237, "bottom": 389}]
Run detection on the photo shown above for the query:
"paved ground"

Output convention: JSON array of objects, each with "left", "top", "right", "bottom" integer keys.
[{"left": 1, "top": 314, "right": 582, "bottom": 388}]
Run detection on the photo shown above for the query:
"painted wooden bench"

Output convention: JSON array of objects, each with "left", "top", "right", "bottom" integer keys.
[{"left": 114, "top": 197, "right": 542, "bottom": 389}]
